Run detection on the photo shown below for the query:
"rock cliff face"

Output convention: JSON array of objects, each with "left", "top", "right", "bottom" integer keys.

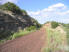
[
  {"left": 0, "top": 2, "right": 41, "bottom": 39},
  {"left": 0, "top": 10, "right": 39, "bottom": 39},
  {"left": 0, "top": 10, "right": 38, "bottom": 31}
]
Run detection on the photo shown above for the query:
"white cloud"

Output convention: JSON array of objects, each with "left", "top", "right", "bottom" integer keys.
[
  {"left": 0, "top": 0, "right": 18, "bottom": 4},
  {"left": 61, "top": 10, "right": 69, "bottom": 15},
  {"left": 49, "top": 3, "right": 66, "bottom": 9},
  {"left": 27, "top": 3, "right": 69, "bottom": 24}
]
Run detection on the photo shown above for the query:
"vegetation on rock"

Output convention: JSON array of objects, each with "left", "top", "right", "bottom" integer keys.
[
  {"left": 0, "top": 2, "right": 27, "bottom": 15},
  {"left": 0, "top": 2, "right": 41, "bottom": 43}
]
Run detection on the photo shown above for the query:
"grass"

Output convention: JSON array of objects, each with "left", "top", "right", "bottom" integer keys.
[
  {"left": 0, "top": 30, "right": 36, "bottom": 44},
  {"left": 43, "top": 26, "right": 67, "bottom": 52},
  {"left": 12, "top": 26, "right": 38, "bottom": 39},
  {"left": 12, "top": 30, "right": 35, "bottom": 39},
  {"left": 0, "top": 26, "right": 37, "bottom": 43}
]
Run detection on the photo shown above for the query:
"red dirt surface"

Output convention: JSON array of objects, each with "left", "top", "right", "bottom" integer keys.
[{"left": 0, "top": 28, "right": 46, "bottom": 52}]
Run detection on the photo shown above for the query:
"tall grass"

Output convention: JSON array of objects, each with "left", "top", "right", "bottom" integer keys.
[
  {"left": 63, "top": 27, "right": 69, "bottom": 45},
  {"left": 43, "top": 27, "right": 67, "bottom": 52}
]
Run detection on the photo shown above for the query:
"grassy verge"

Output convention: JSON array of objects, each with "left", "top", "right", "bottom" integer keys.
[
  {"left": 12, "top": 30, "right": 35, "bottom": 39},
  {"left": 0, "top": 26, "right": 39, "bottom": 43},
  {"left": 43, "top": 27, "right": 67, "bottom": 52},
  {"left": 0, "top": 30, "right": 36, "bottom": 43}
]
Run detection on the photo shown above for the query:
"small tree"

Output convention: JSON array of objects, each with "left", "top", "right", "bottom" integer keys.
[{"left": 51, "top": 21, "right": 59, "bottom": 28}]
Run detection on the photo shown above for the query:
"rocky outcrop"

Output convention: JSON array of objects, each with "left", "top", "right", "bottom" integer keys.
[{"left": 0, "top": 10, "right": 39, "bottom": 39}]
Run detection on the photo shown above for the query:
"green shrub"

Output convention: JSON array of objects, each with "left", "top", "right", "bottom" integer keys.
[
  {"left": 21, "top": 10, "right": 27, "bottom": 15},
  {"left": 26, "top": 26, "right": 36, "bottom": 31},
  {"left": 51, "top": 21, "right": 59, "bottom": 28}
]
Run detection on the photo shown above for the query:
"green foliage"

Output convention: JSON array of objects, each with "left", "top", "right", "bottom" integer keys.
[
  {"left": 36, "top": 23, "right": 42, "bottom": 28},
  {"left": 12, "top": 25, "right": 41, "bottom": 39},
  {"left": 0, "top": 26, "right": 37, "bottom": 43},
  {"left": 0, "top": 2, "right": 42, "bottom": 43},
  {"left": 12, "top": 30, "right": 30, "bottom": 39},
  {"left": 51, "top": 21, "right": 59, "bottom": 28},
  {"left": 26, "top": 26, "right": 37, "bottom": 31},
  {"left": 11, "top": 26, "right": 39, "bottom": 39},
  {"left": 0, "top": 2, "right": 22, "bottom": 14},
  {"left": 33, "top": 19, "right": 42, "bottom": 28},
  {"left": 0, "top": 29, "right": 36, "bottom": 43},
  {"left": 62, "top": 23, "right": 69, "bottom": 28},
  {"left": 21, "top": 10, "right": 27, "bottom": 15}
]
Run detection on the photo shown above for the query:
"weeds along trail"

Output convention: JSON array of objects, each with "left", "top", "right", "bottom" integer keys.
[{"left": 43, "top": 25, "right": 69, "bottom": 52}]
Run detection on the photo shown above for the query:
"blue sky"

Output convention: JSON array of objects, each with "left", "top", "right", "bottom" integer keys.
[
  {"left": 16, "top": 0, "right": 69, "bottom": 11},
  {"left": 0, "top": 0, "right": 69, "bottom": 24}
]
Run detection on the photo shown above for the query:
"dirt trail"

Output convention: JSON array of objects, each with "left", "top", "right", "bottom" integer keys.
[{"left": 0, "top": 28, "right": 46, "bottom": 52}]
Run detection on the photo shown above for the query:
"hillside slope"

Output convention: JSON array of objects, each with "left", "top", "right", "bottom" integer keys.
[{"left": 0, "top": 2, "right": 41, "bottom": 39}]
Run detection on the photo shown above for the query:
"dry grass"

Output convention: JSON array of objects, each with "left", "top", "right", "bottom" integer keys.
[{"left": 43, "top": 26, "right": 68, "bottom": 52}]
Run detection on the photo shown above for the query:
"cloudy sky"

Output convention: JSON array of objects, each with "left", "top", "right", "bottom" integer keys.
[{"left": 0, "top": 0, "right": 69, "bottom": 24}]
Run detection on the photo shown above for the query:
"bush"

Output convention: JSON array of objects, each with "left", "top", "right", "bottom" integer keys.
[
  {"left": 33, "top": 19, "right": 42, "bottom": 28},
  {"left": 21, "top": 10, "right": 27, "bottom": 15},
  {"left": 26, "top": 26, "right": 36, "bottom": 31},
  {"left": 51, "top": 21, "right": 59, "bottom": 28}
]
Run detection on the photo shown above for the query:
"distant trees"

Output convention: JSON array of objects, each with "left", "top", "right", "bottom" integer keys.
[
  {"left": 62, "top": 23, "right": 69, "bottom": 28},
  {"left": 51, "top": 21, "right": 59, "bottom": 28}
]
